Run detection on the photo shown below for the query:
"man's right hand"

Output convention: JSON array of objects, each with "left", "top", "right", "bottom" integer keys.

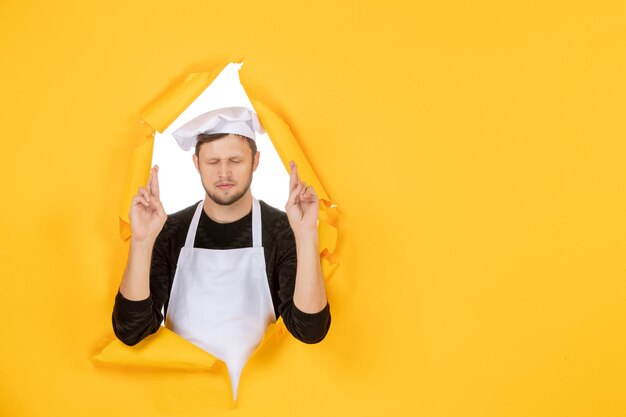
[{"left": 129, "top": 165, "right": 167, "bottom": 243}]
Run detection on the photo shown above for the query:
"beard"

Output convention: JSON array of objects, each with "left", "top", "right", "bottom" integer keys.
[{"left": 203, "top": 166, "right": 254, "bottom": 206}]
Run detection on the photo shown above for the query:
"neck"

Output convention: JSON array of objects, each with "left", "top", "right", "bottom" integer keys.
[{"left": 203, "top": 191, "right": 253, "bottom": 223}]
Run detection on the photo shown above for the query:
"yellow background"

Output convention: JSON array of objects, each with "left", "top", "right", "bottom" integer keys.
[{"left": 1, "top": 1, "right": 625, "bottom": 416}]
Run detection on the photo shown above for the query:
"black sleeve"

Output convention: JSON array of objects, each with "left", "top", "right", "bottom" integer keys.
[
  {"left": 111, "top": 223, "right": 172, "bottom": 346},
  {"left": 276, "top": 223, "right": 331, "bottom": 344}
]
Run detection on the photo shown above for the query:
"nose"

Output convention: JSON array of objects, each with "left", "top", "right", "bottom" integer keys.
[{"left": 217, "top": 160, "right": 231, "bottom": 178}]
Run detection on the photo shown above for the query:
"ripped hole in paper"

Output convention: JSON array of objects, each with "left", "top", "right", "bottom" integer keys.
[{"left": 152, "top": 62, "right": 289, "bottom": 214}]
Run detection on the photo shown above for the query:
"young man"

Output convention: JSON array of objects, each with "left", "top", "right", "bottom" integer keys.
[{"left": 112, "top": 107, "right": 330, "bottom": 397}]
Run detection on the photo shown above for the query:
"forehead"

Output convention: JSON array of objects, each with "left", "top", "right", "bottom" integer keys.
[{"left": 198, "top": 134, "right": 251, "bottom": 158}]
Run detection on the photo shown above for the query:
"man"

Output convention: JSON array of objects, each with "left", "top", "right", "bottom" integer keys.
[{"left": 112, "top": 106, "right": 330, "bottom": 398}]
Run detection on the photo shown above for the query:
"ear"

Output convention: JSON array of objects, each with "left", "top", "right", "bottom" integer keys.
[
  {"left": 252, "top": 151, "right": 260, "bottom": 172},
  {"left": 192, "top": 153, "right": 200, "bottom": 173}
]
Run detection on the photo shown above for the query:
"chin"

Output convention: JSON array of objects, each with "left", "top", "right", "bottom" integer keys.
[{"left": 207, "top": 188, "right": 247, "bottom": 206}]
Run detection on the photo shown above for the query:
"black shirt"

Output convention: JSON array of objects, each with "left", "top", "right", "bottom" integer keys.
[{"left": 112, "top": 200, "right": 331, "bottom": 346}]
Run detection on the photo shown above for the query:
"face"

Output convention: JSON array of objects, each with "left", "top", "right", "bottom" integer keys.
[{"left": 193, "top": 134, "right": 259, "bottom": 206}]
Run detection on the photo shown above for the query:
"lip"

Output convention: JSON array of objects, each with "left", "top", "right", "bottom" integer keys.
[{"left": 216, "top": 184, "right": 234, "bottom": 190}]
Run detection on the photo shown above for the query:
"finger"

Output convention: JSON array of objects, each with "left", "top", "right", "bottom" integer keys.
[
  {"left": 151, "top": 165, "right": 161, "bottom": 199},
  {"left": 302, "top": 185, "right": 318, "bottom": 201},
  {"left": 138, "top": 187, "right": 151, "bottom": 203},
  {"left": 289, "top": 161, "right": 299, "bottom": 193},
  {"left": 300, "top": 188, "right": 314, "bottom": 203},
  {"left": 132, "top": 195, "right": 149, "bottom": 207},
  {"left": 146, "top": 168, "right": 153, "bottom": 194},
  {"left": 286, "top": 182, "right": 303, "bottom": 207},
  {"left": 299, "top": 181, "right": 307, "bottom": 198},
  {"left": 153, "top": 197, "right": 167, "bottom": 219}
]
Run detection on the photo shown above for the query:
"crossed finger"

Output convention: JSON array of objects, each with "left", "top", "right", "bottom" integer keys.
[
  {"left": 150, "top": 165, "right": 160, "bottom": 199},
  {"left": 146, "top": 167, "right": 152, "bottom": 194},
  {"left": 287, "top": 181, "right": 303, "bottom": 208},
  {"left": 145, "top": 165, "right": 161, "bottom": 198},
  {"left": 289, "top": 161, "right": 300, "bottom": 194},
  {"left": 138, "top": 186, "right": 151, "bottom": 203},
  {"left": 300, "top": 183, "right": 318, "bottom": 202},
  {"left": 299, "top": 181, "right": 307, "bottom": 199},
  {"left": 133, "top": 190, "right": 149, "bottom": 207}
]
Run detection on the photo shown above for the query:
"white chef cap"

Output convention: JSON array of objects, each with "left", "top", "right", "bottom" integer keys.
[{"left": 171, "top": 106, "right": 265, "bottom": 151}]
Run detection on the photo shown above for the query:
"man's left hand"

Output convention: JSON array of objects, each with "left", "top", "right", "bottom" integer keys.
[{"left": 285, "top": 161, "right": 319, "bottom": 237}]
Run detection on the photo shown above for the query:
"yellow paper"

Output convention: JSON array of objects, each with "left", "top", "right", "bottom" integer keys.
[
  {"left": 141, "top": 66, "right": 227, "bottom": 133},
  {"left": 92, "top": 326, "right": 218, "bottom": 370},
  {"left": 97, "top": 62, "right": 339, "bottom": 390},
  {"left": 3, "top": 2, "right": 625, "bottom": 416}
]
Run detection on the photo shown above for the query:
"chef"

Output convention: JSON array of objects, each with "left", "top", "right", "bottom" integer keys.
[{"left": 112, "top": 106, "right": 331, "bottom": 399}]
